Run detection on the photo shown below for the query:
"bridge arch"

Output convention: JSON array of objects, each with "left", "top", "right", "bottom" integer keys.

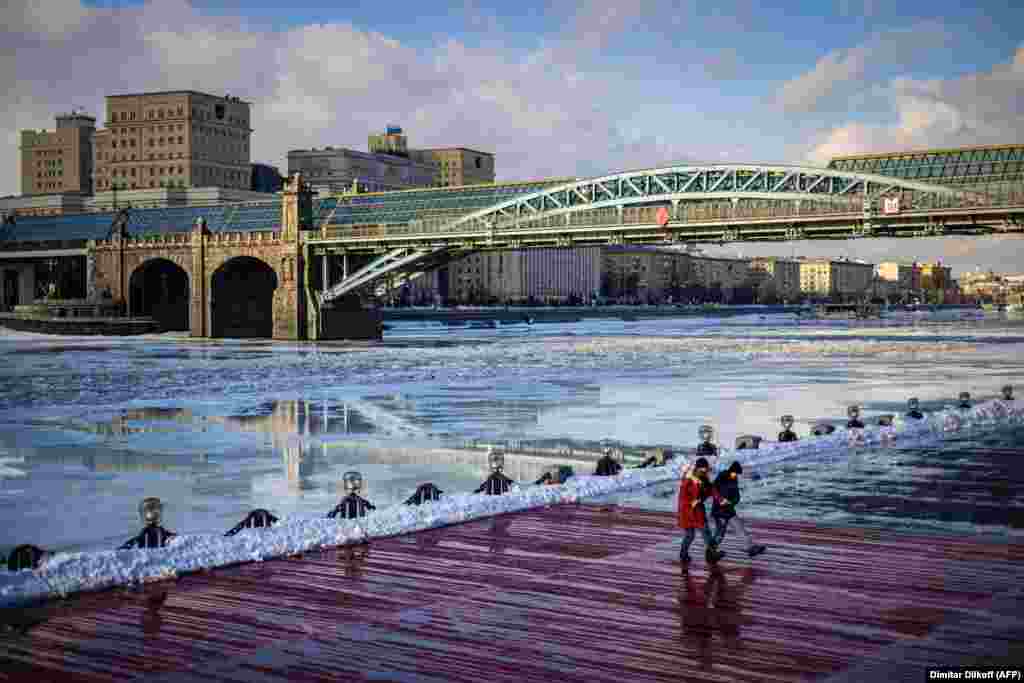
[
  {"left": 128, "top": 258, "right": 190, "bottom": 331},
  {"left": 210, "top": 256, "right": 279, "bottom": 338},
  {"left": 436, "top": 163, "right": 982, "bottom": 234}
]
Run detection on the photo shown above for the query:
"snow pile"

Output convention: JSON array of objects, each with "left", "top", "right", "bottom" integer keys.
[{"left": 1, "top": 399, "right": 1021, "bottom": 609}]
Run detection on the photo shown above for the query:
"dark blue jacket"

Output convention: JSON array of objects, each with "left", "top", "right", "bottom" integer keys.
[{"left": 711, "top": 472, "right": 740, "bottom": 520}]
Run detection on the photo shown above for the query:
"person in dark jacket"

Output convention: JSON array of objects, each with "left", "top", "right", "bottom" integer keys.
[
  {"left": 905, "top": 397, "right": 924, "bottom": 420},
  {"left": 846, "top": 405, "right": 865, "bottom": 429},
  {"left": 711, "top": 461, "right": 766, "bottom": 559},
  {"left": 957, "top": 391, "right": 971, "bottom": 410},
  {"left": 1002, "top": 385, "right": 1014, "bottom": 401},
  {"left": 777, "top": 415, "right": 798, "bottom": 442},
  {"left": 677, "top": 457, "right": 724, "bottom": 565}
]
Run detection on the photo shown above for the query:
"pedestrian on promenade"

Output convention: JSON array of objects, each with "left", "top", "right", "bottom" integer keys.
[
  {"left": 677, "top": 457, "right": 725, "bottom": 565},
  {"left": 711, "top": 461, "right": 766, "bottom": 559}
]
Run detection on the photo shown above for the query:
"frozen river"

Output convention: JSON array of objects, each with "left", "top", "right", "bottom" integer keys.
[{"left": 1, "top": 310, "right": 1023, "bottom": 559}]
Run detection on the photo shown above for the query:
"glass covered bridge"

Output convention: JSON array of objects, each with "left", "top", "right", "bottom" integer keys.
[{"left": 314, "top": 161, "right": 1024, "bottom": 303}]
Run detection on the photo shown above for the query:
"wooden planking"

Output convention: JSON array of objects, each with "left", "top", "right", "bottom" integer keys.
[{"left": 1, "top": 504, "right": 1022, "bottom": 683}]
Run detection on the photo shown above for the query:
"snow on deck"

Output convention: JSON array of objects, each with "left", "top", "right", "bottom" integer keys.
[{"left": 0, "top": 399, "right": 1021, "bottom": 611}]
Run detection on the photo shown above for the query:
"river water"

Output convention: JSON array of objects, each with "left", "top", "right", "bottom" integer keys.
[{"left": 1, "top": 309, "right": 1022, "bottom": 556}]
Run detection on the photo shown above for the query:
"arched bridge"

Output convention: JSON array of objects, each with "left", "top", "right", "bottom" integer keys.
[{"left": 315, "top": 164, "right": 1024, "bottom": 302}]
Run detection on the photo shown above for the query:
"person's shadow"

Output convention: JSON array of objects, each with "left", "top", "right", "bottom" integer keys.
[{"left": 676, "top": 566, "right": 756, "bottom": 671}]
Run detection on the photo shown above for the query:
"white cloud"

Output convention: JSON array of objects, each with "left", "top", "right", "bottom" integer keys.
[
  {"left": 806, "top": 44, "right": 1024, "bottom": 162},
  {"left": 0, "top": 0, "right": 699, "bottom": 196},
  {"left": 776, "top": 22, "right": 952, "bottom": 114}
]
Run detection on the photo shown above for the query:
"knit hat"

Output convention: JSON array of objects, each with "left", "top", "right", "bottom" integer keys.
[
  {"left": 694, "top": 457, "right": 710, "bottom": 469},
  {"left": 728, "top": 461, "right": 743, "bottom": 475}
]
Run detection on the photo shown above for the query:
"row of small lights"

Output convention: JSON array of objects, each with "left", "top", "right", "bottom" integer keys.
[{"left": 6, "top": 385, "right": 1014, "bottom": 572}]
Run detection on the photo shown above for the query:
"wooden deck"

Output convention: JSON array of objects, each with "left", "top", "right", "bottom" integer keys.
[{"left": 2, "top": 504, "right": 1023, "bottom": 682}]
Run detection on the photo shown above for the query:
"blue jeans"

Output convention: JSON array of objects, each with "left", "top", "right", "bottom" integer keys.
[
  {"left": 681, "top": 522, "right": 716, "bottom": 557},
  {"left": 713, "top": 515, "right": 753, "bottom": 548}
]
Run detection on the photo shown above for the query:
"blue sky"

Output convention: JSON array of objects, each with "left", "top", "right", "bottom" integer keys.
[{"left": 4, "top": 0, "right": 1023, "bottom": 273}]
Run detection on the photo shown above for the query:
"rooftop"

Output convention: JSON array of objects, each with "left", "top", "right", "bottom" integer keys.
[
  {"left": 829, "top": 142, "right": 1024, "bottom": 161},
  {"left": 107, "top": 91, "right": 250, "bottom": 103},
  {"left": 414, "top": 147, "right": 495, "bottom": 156}
]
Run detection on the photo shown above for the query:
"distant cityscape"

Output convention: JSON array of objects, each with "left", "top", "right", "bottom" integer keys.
[
  {"left": 2, "top": 88, "right": 1023, "bottom": 310},
  {"left": 394, "top": 246, "right": 1023, "bottom": 307}
]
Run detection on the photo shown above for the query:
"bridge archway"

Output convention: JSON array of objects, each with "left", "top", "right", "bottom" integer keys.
[
  {"left": 129, "top": 258, "right": 190, "bottom": 331},
  {"left": 211, "top": 256, "right": 278, "bottom": 338}
]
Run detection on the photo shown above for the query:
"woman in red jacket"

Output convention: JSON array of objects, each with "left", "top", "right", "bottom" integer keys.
[{"left": 677, "top": 457, "right": 725, "bottom": 565}]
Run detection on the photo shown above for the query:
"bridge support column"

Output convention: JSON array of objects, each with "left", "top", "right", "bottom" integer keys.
[
  {"left": 85, "top": 248, "right": 96, "bottom": 301},
  {"left": 319, "top": 303, "right": 383, "bottom": 341},
  {"left": 274, "top": 174, "right": 310, "bottom": 341},
  {"left": 190, "top": 218, "right": 208, "bottom": 338}
]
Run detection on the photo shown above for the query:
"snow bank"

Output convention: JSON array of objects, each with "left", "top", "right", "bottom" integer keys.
[{"left": 1, "top": 399, "right": 1021, "bottom": 609}]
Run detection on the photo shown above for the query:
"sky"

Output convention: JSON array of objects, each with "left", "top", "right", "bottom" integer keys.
[{"left": 2, "top": 0, "right": 1023, "bottom": 274}]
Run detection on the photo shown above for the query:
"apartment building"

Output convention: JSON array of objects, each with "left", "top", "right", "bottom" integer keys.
[
  {"left": 19, "top": 112, "right": 95, "bottom": 196},
  {"left": 749, "top": 257, "right": 801, "bottom": 301},
  {"left": 92, "top": 91, "right": 252, "bottom": 195},
  {"left": 799, "top": 258, "right": 874, "bottom": 299},
  {"left": 408, "top": 148, "right": 495, "bottom": 187}
]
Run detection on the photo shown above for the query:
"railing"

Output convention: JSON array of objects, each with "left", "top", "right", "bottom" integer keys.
[{"left": 321, "top": 183, "right": 1024, "bottom": 241}]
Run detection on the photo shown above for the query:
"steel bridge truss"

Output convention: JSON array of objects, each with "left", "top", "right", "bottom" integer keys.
[{"left": 316, "top": 164, "right": 1017, "bottom": 303}]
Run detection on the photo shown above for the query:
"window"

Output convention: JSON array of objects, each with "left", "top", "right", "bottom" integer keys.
[{"left": 178, "top": 136, "right": 183, "bottom": 144}]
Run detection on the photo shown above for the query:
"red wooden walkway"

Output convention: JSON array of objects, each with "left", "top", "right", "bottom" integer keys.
[{"left": 2, "top": 504, "right": 1022, "bottom": 682}]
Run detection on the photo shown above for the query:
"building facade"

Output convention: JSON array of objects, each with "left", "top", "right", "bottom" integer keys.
[
  {"left": 408, "top": 148, "right": 495, "bottom": 187},
  {"left": 404, "top": 247, "right": 760, "bottom": 306},
  {"left": 367, "top": 126, "right": 409, "bottom": 157},
  {"left": 799, "top": 259, "right": 875, "bottom": 299},
  {"left": 20, "top": 112, "right": 96, "bottom": 196},
  {"left": 92, "top": 91, "right": 252, "bottom": 194},
  {"left": 919, "top": 262, "right": 952, "bottom": 291},
  {"left": 876, "top": 262, "right": 921, "bottom": 293},
  {"left": 749, "top": 258, "right": 801, "bottom": 302},
  {"left": 251, "top": 163, "right": 283, "bottom": 193},
  {"left": 0, "top": 193, "right": 90, "bottom": 217},
  {"left": 287, "top": 147, "right": 436, "bottom": 194}
]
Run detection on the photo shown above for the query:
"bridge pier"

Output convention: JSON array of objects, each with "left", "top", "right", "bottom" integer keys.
[{"left": 318, "top": 303, "right": 383, "bottom": 341}]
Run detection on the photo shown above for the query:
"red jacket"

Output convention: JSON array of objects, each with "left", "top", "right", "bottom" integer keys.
[{"left": 677, "top": 477, "right": 707, "bottom": 529}]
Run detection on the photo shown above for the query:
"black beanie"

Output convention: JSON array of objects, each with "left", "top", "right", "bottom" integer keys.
[
  {"left": 694, "top": 457, "right": 710, "bottom": 469},
  {"left": 728, "top": 461, "right": 743, "bottom": 475}
]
